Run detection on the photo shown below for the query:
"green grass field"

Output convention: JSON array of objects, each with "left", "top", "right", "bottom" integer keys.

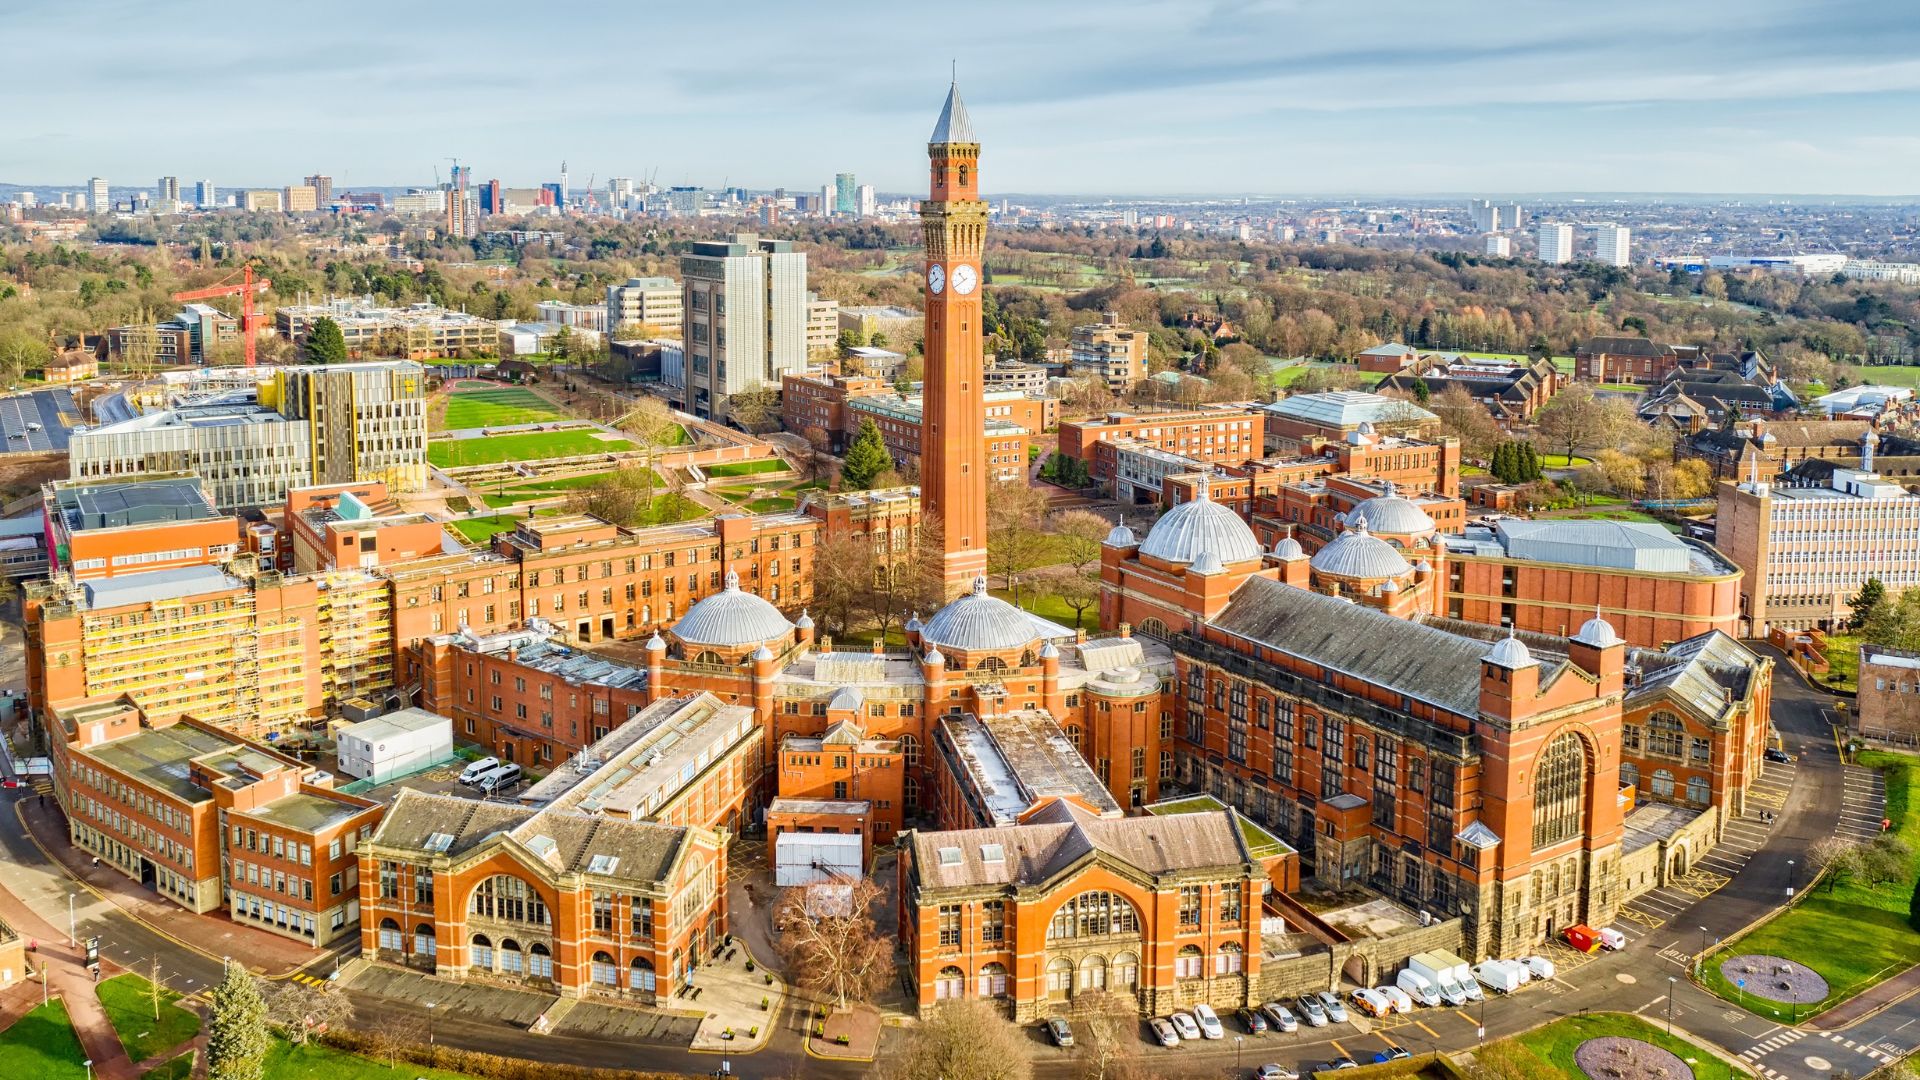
[
  {"left": 428, "top": 430, "right": 635, "bottom": 468},
  {"left": 450, "top": 509, "right": 565, "bottom": 544},
  {"left": 0, "top": 1000, "right": 90, "bottom": 1080},
  {"left": 1271, "top": 362, "right": 1390, "bottom": 389},
  {"left": 260, "top": 1038, "right": 481, "bottom": 1080},
  {"left": 142, "top": 1053, "right": 194, "bottom": 1080},
  {"left": 1538, "top": 453, "right": 1593, "bottom": 468},
  {"left": 745, "top": 497, "right": 794, "bottom": 512},
  {"left": 1820, "top": 632, "right": 1863, "bottom": 692},
  {"left": 1704, "top": 750, "right": 1920, "bottom": 1016},
  {"left": 1499, "top": 1013, "right": 1738, "bottom": 1079},
  {"left": 703, "top": 458, "right": 785, "bottom": 478},
  {"left": 1848, "top": 365, "right": 1920, "bottom": 389},
  {"left": 437, "top": 387, "right": 566, "bottom": 431},
  {"left": 98, "top": 973, "right": 202, "bottom": 1064}
]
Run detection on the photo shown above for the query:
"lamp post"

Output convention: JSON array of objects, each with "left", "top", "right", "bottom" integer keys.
[
  {"left": 1697, "top": 925, "right": 1710, "bottom": 976},
  {"left": 425, "top": 1002, "right": 437, "bottom": 1046},
  {"left": 1788, "top": 859, "right": 1797, "bottom": 895},
  {"left": 1478, "top": 994, "right": 1486, "bottom": 1045},
  {"left": 83, "top": 1061, "right": 92, "bottom": 1080},
  {"left": 1667, "top": 976, "right": 1677, "bottom": 1034},
  {"left": 1234, "top": 1034, "right": 1244, "bottom": 1070},
  {"left": 68, "top": 892, "right": 76, "bottom": 947}
]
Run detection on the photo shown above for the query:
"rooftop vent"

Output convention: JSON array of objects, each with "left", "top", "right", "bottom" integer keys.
[
  {"left": 587, "top": 854, "right": 620, "bottom": 875},
  {"left": 937, "top": 846, "right": 963, "bottom": 867},
  {"left": 979, "top": 844, "right": 1005, "bottom": 863},
  {"left": 423, "top": 832, "right": 455, "bottom": 854}
]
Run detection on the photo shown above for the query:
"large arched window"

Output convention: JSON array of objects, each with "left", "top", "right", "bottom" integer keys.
[
  {"left": 414, "top": 923, "right": 436, "bottom": 959},
  {"left": 590, "top": 950, "right": 618, "bottom": 987},
  {"left": 1138, "top": 618, "right": 1169, "bottom": 640},
  {"left": 1079, "top": 955, "right": 1108, "bottom": 990},
  {"left": 1046, "top": 956, "right": 1075, "bottom": 997},
  {"left": 1531, "top": 731, "right": 1587, "bottom": 850},
  {"left": 978, "top": 656, "right": 1008, "bottom": 673},
  {"left": 1686, "top": 776, "right": 1711, "bottom": 805},
  {"left": 631, "top": 957, "right": 656, "bottom": 992},
  {"left": 529, "top": 942, "right": 553, "bottom": 980},
  {"left": 377, "top": 917, "right": 403, "bottom": 951},
  {"left": 1652, "top": 769, "right": 1676, "bottom": 799},
  {"left": 470, "top": 933, "right": 493, "bottom": 972},
  {"left": 1112, "top": 952, "right": 1139, "bottom": 990},
  {"left": 693, "top": 650, "right": 723, "bottom": 665},
  {"left": 900, "top": 733, "right": 921, "bottom": 768},
  {"left": 979, "top": 962, "right": 1009, "bottom": 998},
  {"left": 471, "top": 875, "right": 551, "bottom": 925},
  {"left": 936, "top": 965, "right": 965, "bottom": 1000},
  {"left": 1047, "top": 891, "right": 1141, "bottom": 940},
  {"left": 498, "top": 938, "right": 524, "bottom": 976},
  {"left": 1216, "top": 942, "right": 1245, "bottom": 975},
  {"left": 1175, "top": 944, "right": 1204, "bottom": 979},
  {"left": 1620, "top": 762, "right": 1639, "bottom": 790}
]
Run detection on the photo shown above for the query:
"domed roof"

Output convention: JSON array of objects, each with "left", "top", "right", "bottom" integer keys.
[
  {"left": 1345, "top": 482, "right": 1436, "bottom": 536},
  {"left": 1137, "top": 478, "right": 1263, "bottom": 566},
  {"left": 1272, "top": 537, "right": 1305, "bottom": 559},
  {"left": 1483, "top": 631, "right": 1537, "bottom": 670},
  {"left": 1309, "top": 525, "right": 1412, "bottom": 580},
  {"left": 794, "top": 609, "right": 814, "bottom": 630},
  {"left": 1573, "top": 613, "right": 1623, "bottom": 648},
  {"left": 919, "top": 576, "right": 1041, "bottom": 652},
  {"left": 1104, "top": 521, "right": 1138, "bottom": 547},
  {"left": 671, "top": 569, "right": 793, "bottom": 647},
  {"left": 1192, "top": 550, "right": 1225, "bottom": 575},
  {"left": 923, "top": 644, "right": 946, "bottom": 667}
]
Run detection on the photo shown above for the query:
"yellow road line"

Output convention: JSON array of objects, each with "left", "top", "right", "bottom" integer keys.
[
  {"left": 1455, "top": 1009, "right": 1478, "bottom": 1026},
  {"left": 1329, "top": 1039, "right": 1349, "bottom": 1058},
  {"left": 1415, "top": 1020, "right": 1441, "bottom": 1039}
]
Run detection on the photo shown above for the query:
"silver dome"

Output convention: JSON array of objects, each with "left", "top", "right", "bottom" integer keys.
[
  {"left": 1137, "top": 481, "right": 1263, "bottom": 565},
  {"left": 1309, "top": 526, "right": 1412, "bottom": 580},
  {"left": 920, "top": 576, "right": 1042, "bottom": 652},
  {"left": 1484, "top": 632, "right": 1537, "bottom": 669},
  {"left": 1346, "top": 484, "right": 1436, "bottom": 536},
  {"left": 671, "top": 569, "right": 793, "bottom": 647},
  {"left": 1192, "top": 549, "right": 1225, "bottom": 575},
  {"left": 1573, "top": 614, "right": 1623, "bottom": 648},
  {"left": 1104, "top": 522, "right": 1138, "bottom": 547},
  {"left": 1272, "top": 537, "right": 1305, "bottom": 559}
]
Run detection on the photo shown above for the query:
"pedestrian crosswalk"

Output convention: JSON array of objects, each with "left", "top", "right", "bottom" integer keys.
[
  {"left": 288, "top": 973, "right": 331, "bottom": 987},
  {"left": 1739, "top": 1027, "right": 1805, "bottom": 1060},
  {"left": 1743, "top": 1026, "right": 1901, "bottom": 1076}
]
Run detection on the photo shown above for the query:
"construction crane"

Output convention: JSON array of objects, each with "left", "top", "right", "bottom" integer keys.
[
  {"left": 585, "top": 172, "right": 598, "bottom": 213},
  {"left": 172, "top": 264, "right": 271, "bottom": 367}
]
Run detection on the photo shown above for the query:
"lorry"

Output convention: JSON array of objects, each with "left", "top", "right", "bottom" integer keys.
[
  {"left": 1406, "top": 953, "right": 1470, "bottom": 1006},
  {"left": 1431, "top": 950, "right": 1483, "bottom": 1001},
  {"left": 1472, "top": 960, "right": 1523, "bottom": 994}
]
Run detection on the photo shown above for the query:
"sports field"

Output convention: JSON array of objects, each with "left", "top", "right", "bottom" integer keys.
[
  {"left": 438, "top": 386, "right": 566, "bottom": 430},
  {"left": 428, "top": 430, "right": 635, "bottom": 468}
]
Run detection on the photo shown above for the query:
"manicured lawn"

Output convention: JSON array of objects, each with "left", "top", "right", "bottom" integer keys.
[
  {"left": 262, "top": 1038, "right": 478, "bottom": 1079},
  {"left": 1271, "top": 362, "right": 1389, "bottom": 389},
  {"left": 745, "top": 497, "right": 795, "bottom": 512},
  {"left": 0, "top": 1000, "right": 90, "bottom": 1080},
  {"left": 1849, "top": 365, "right": 1920, "bottom": 389},
  {"left": 428, "top": 430, "right": 634, "bottom": 468},
  {"left": 639, "top": 494, "right": 709, "bottom": 525},
  {"left": 1703, "top": 750, "right": 1920, "bottom": 1015},
  {"left": 98, "top": 973, "right": 202, "bottom": 1064},
  {"left": 1557, "top": 509, "right": 1672, "bottom": 527},
  {"left": 437, "top": 387, "right": 565, "bottom": 431},
  {"left": 1537, "top": 452, "right": 1593, "bottom": 468},
  {"left": 989, "top": 586, "right": 1095, "bottom": 631},
  {"left": 143, "top": 1052, "right": 194, "bottom": 1080},
  {"left": 450, "top": 509, "right": 564, "bottom": 544},
  {"left": 1821, "top": 632, "right": 1862, "bottom": 693},
  {"left": 1506, "top": 1013, "right": 1738, "bottom": 1080},
  {"left": 703, "top": 458, "right": 785, "bottom": 478}
]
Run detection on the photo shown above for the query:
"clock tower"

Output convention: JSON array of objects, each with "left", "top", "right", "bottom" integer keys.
[{"left": 920, "top": 81, "right": 989, "bottom": 596}]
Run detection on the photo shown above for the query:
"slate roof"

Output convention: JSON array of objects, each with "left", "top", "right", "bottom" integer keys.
[
  {"left": 1207, "top": 576, "right": 1493, "bottom": 715},
  {"left": 929, "top": 82, "right": 975, "bottom": 144},
  {"left": 373, "top": 789, "right": 537, "bottom": 858},
  {"left": 370, "top": 787, "right": 690, "bottom": 886},
  {"left": 1626, "top": 630, "right": 1763, "bottom": 726},
  {"left": 1580, "top": 336, "right": 1675, "bottom": 358},
  {"left": 908, "top": 799, "right": 1248, "bottom": 891}
]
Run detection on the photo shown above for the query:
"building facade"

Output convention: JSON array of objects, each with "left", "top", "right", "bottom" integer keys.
[
  {"left": 679, "top": 234, "right": 809, "bottom": 423},
  {"left": 1070, "top": 312, "right": 1150, "bottom": 391}
]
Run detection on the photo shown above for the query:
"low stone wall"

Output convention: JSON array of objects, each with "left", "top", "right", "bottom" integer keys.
[{"left": 1251, "top": 915, "right": 1467, "bottom": 999}]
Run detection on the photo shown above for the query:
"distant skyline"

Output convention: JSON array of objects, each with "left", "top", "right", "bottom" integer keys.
[{"left": 9, "top": 0, "right": 1920, "bottom": 197}]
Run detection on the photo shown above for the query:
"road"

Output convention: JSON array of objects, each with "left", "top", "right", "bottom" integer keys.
[{"left": 1, "top": 641, "right": 1915, "bottom": 1079}]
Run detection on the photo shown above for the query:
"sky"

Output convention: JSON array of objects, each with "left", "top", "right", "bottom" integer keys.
[{"left": 9, "top": 0, "right": 1920, "bottom": 197}]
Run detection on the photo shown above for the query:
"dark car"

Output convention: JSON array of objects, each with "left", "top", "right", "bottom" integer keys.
[
  {"left": 1044, "top": 1017, "right": 1073, "bottom": 1048},
  {"left": 1238, "top": 1007, "right": 1269, "bottom": 1034},
  {"left": 1372, "top": 1046, "right": 1412, "bottom": 1063},
  {"left": 1765, "top": 746, "right": 1792, "bottom": 764}
]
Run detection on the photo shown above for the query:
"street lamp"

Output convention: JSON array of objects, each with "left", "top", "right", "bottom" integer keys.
[
  {"left": 425, "top": 1002, "right": 437, "bottom": 1046},
  {"left": 1787, "top": 859, "right": 1797, "bottom": 902},
  {"left": 1667, "top": 976, "right": 1677, "bottom": 1034},
  {"left": 1234, "top": 1034, "right": 1244, "bottom": 1070},
  {"left": 68, "top": 892, "right": 76, "bottom": 947},
  {"left": 82, "top": 1060, "right": 92, "bottom": 1080}
]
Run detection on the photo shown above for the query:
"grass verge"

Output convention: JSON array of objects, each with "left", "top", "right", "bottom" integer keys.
[
  {"left": 703, "top": 458, "right": 785, "bottom": 478},
  {"left": 98, "top": 973, "right": 202, "bottom": 1064},
  {"left": 1500, "top": 1012, "right": 1739, "bottom": 1080},
  {"left": 0, "top": 1000, "right": 89, "bottom": 1080}
]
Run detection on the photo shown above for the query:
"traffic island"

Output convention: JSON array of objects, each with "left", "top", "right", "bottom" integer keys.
[
  {"left": 1572, "top": 1036, "right": 1694, "bottom": 1080},
  {"left": 805, "top": 1004, "right": 879, "bottom": 1061}
]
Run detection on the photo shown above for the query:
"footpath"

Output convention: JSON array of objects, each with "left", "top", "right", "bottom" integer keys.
[{"left": 0, "top": 880, "right": 140, "bottom": 1080}]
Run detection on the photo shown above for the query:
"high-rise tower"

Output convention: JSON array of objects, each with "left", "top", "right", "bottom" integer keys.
[{"left": 920, "top": 82, "right": 989, "bottom": 596}]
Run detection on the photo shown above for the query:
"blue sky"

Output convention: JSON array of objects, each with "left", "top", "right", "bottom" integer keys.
[{"left": 8, "top": 0, "right": 1919, "bottom": 196}]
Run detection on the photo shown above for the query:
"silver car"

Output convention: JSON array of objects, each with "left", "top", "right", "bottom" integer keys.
[
  {"left": 1260, "top": 1001, "right": 1299, "bottom": 1033},
  {"left": 1316, "top": 990, "right": 1350, "bottom": 1024},
  {"left": 1148, "top": 1017, "right": 1180, "bottom": 1048},
  {"left": 1294, "top": 995, "right": 1328, "bottom": 1027}
]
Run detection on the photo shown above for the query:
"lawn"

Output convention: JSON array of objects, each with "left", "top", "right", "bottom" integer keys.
[
  {"left": 428, "top": 430, "right": 634, "bottom": 468},
  {"left": 1847, "top": 365, "right": 1920, "bottom": 389},
  {"left": 261, "top": 1038, "right": 478, "bottom": 1080},
  {"left": 703, "top": 458, "right": 785, "bottom": 478},
  {"left": 450, "top": 509, "right": 565, "bottom": 544},
  {"left": 1702, "top": 749, "right": 1920, "bottom": 1016},
  {"left": 1537, "top": 453, "right": 1592, "bottom": 468},
  {"left": 1821, "top": 632, "right": 1863, "bottom": 693},
  {"left": 1272, "top": 362, "right": 1389, "bottom": 389},
  {"left": 143, "top": 1053, "right": 193, "bottom": 1080},
  {"left": 746, "top": 497, "right": 795, "bottom": 512},
  {"left": 437, "top": 387, "right": 565, "bottom": 431},
  {"left": 1502, "top": 1013, "right": 1738, "bottom": 1080},
  {"left": 988, "top": 585, "right": 1097, "bottom": 631},
  {"left": 0, "top": 1000, "right": 90, "bottom": 1080},
  {"left": 98, "top": 973, "right": 202, "bottom": 1064}
]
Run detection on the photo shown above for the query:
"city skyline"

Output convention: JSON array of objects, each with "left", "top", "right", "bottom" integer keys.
[{"left": 8, "top": 0, "right": 1919, "bottom": 197}]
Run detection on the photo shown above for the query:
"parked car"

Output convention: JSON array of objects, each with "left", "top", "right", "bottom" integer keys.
[
  {"left": 475, "top": 762, "right": 523, "bottom": 794},
  {"left": 1315, "top": 990, "right": 1350, "bottom": 1024},
  {"left": 1598, "top": 927, "right": 1628, "bottom": 951},
  {"left": 1170, "top": 1013, "right": 1202, "bottom": 1041},
  {"left": 1349, "top": 988, "right": 1391, "bottom": 1018},
  {"left": 1372, "top": 1046, "right": 1413, "bottom": 1063},
  {"left": 458, "top": 756, "right": 502, "bottom": 785},
  {"left": 1317, "top": 1058, "right": 1361, "bottom": 1071},
  {"left": 1765, "top": 746, "right": 1792, "bottom": 764},
  {"left": 1255, "top": 1066, "right": 1300, "bottom": 1080},
  {"left": 1148, "top": 1017, "right": 1180, "bottom": 1048},
  {"left": 1237, "top": 1007, "right": 1269, "bottom": 1034},
  {"left": 1193, "top": 1003, "right": 1225, "bottom": 1039},
  {"left": 1295, "top": 996, "right": 1329, "bottom": 1027},
  {"left": 1045, "top": 1018, "right": 1073, "bottom": 1048},
  {"left": 1260, "top": 1002, "right": 1299, "bottom": 1033},
  {"left": 1374, "top": 985, "right": 1414, "bottom": 1013},
  {"left": 1521, "top": 955, "right": 1556, "bottom": 981}
]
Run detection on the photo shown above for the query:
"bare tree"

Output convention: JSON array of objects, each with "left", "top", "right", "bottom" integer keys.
[
  {"left": 1533, "top": 382, "right": 1614, "bottom": 464},
  {"left": 1046, "top": 569, "right": 1102, "bottom": 630},
  {"left": 987, "top": 480, "right": 1052, "bottom": 604},
  {"left": 773, "top": 879, "right": 892, "bottom": 1012},
  {"left": 728, "top": 382, "right": 783, "bottom": 429},
  {"left": 882, "top": 998, "right": 1034, "bottom": 1080},
  {"left": 1071, "top": 990, "right": 1144, "bottom": 1080},
  {"left": 810, "top": 533, "right": 876, "bottom": 639},
  {"left": 1426, "top": 383, "right": 1502, "bottom": 461},
  {"left": 1808, "top": 837, "right": 1862, "bottom": 891},
  {"left": 265, "top": 981, "right": 355, "bottom": 1046},
  {"left": 1051, "top": 509, "right": 1111, "bottom": 574}
]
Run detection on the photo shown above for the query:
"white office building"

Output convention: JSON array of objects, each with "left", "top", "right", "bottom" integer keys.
[
  {"left": 606, "top": 276, "right": 684, "bottom": 336},
  {"left": 1594, "top": 225, "right": 1631, "bottom": 267},
  {"left": 679, "top": 234, "right": 809, "bottom": 423},
  {"left": 1485, "top": 235, "right": 1511, "bottom": 257},
  {"left": 1537, "top": 222, "right": 1574, "bottom": 265},
  {"left": 89, "top": 177, "right": 110, "bottom": 214}
]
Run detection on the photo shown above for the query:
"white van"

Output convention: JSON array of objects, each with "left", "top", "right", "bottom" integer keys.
[
  {"left": 476, "top": 762, "right": 522, "bottom": 794},
  {"left": 459, "top": 757, "right": 503, "bottom": 785},
  {"left": 1472, "top": 960, "right": 1523, "bottom": 994},
  {"left": 1395, "top": 969, "right": 1441, "bottom": 1007}
]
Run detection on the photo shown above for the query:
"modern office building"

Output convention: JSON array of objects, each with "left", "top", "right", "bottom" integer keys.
[
  {"left": 275, "top": 300, "right": 496, "bottom": 359},
  {"left": 305, "top": 175, "right": 333, "bottom": 208},
  {"left": 107, "top": 304, "right": 240, "bottom": 366},
  {"left": 157, "top": 176, "right": 179, "bottom": 203},
  {"left": 605, "top": 277, "right": 684, "bottom": 337},
  {"left": 284, "top": 186, "right": 320, "bottom": 213},
  {"left": 1536, "top": 222, "right": 1574, "bottom": 264},
  {"left": 1485, "top": 235, "right": 1511, "bottom": 257},
  {"left": 834, "top": 173, "right": 857, "bottom": 215},
  {"left": 1594, "top": 225, "right": 1631, "bottom": 267},
  {"left": 90, "top": 177, "right": 110, "bottom": 214},
  {"left": 679, "top": 234, "right": 809, "bottom": 423},
  {"left": 1070, "top": 312, "right": 1151, "bottom": 391},
  {"left": 806, "top": 293, "right": 841, "bottom": 356},
  {"left": 857, "top": 183, "right": 877, "bottom": 218},
  {"left": 194, "top": 180, "right": 215, "bottom": 209}
]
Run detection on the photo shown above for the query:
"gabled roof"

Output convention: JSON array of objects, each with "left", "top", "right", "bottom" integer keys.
[
  {"left": 1627, "top": 630, "right": 1764, "bottom": 725},
  {"left": 1581, "top": 336, "right": 1675, "bottom": 358},
  {"left": 908, "top": 800, "right": 1247, "bottom": 891}
]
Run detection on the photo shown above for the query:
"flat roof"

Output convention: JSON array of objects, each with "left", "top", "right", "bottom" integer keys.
[
  {"left": 940, "top": 710, "right": 1119, "bottom": 826},
  {"left": 86, "top": 724, "right": 239, "bottom": 801},
  {"left": 235, "top": 789, "right": 369, "bottom": 833},
  {"left": 55, "top": 476, "right": 215, "bottom": 532},
  {"left": 337, "top": 708, "right": 451, "bottom": 743},
  {"left": 81, "top": 564, "right": 243, "bottom": 611}
]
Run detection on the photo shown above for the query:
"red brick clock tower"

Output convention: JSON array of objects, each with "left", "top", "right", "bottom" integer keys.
[{"left": 920, "top": 82, "right": 990, "bottom": 596}]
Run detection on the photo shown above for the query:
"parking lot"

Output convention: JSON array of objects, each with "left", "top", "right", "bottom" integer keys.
[{"left": 0, "top": 387, "right": 79, "bottom": 453}]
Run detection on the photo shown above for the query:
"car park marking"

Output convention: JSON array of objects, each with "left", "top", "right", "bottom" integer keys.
[
  {"left": 1329, "top": 1039, "right": 1350, "bottom": 1059},
  {"left": 1414, "top": 1020, "right": 1441, "bottom": 1039},
  {"left": 1453, "top": 1010, "right": 1477, "bottom": 1026}
]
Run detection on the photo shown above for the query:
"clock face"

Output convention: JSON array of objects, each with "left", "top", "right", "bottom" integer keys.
[
  {"left": 951, "top": 263, "right": 978, "bottom": 295},
  {"left": 926, "top": 263, "right": 945, "bottom": 294}
]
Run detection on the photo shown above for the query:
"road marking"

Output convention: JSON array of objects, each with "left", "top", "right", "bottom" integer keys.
[
  {"left": 1454, "top": 1010, "right": 1477, "bottom": 1027},
  {"left": 1414, "top": 1021, "right": 1440, "bottom": 1039},
  {"left": 1330, "top": 1039, "right": 1350, "bottom": 1058}
]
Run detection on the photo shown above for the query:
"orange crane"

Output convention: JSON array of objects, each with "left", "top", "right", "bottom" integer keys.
[{"left": 172, "top": 264, "right": 272, "bottom": 367}]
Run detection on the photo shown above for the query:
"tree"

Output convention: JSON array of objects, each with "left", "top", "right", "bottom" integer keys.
[
  {"left": 810, "top": 532, "right": 876, "bottom": 638},
  {"left": 1860, "top": 835, "right": 1912, "bottom": 887},
  {"left": 986, "top": 480, "right": 1051, "bottom": 604},
  {"left": 618, "top": 395, "right": 682, "bottom": 450},
  {"left": 1534, "top": 381, "right": 1608, "bottom": 463},
  {"left": 1850, "top": 577, "right": 1888, "bottom": 632},
  {"left": 206, "top": 962, "right": 271, "bottom": 1080},
  {"left": 302, "top": 317, "right": 348, "bottom": 364},
  {"left": 728, "top": 382, "right": 782, "bottom": 429},
  {"left": 840, "top": 418, "right": 891, "bottom": 490},
  {"left": 1051, "top": 509, "right": 1110, "bottom": 573},
  {"left": 550, "top": 324, "right": 574, "bottom": 361},
  {"left": 1048, "top": 568, "right": 1102, "bottom": 630},
  {"left": 1410, "top": 377, "right": 1431, "bottom": 404},
  {"left": 1427, "top": 383, "right": 1501, "bottom": 461},
  {"left": 773, "top": 879, "right": 892, "bottom": 1011},
  {"left": 1071, "top": 990, "right": 1144, "bottom": 1080},
  {"left": 883, "top": 998, "right": 1033, "bottom": 1080},
  {"left": 265, "top": 980, "right": 354, "bottom": 1046},
  {"left": 1809, "top": 837, "right": 1863, "bottom": 892}
]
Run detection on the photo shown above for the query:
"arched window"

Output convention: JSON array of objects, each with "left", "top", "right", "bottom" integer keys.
[
  {"left": 979, "top": 962, "right": 1009, "bottom": 998},
  {"left": 1066, "top": 724, "right": 1083, "bottom": 750},
  {"left": 471, "top": 875, "right": 550, "bottom": 925},
  {"left": 1112, "top": 952, "right": 1139, "bottom": 990},
  {"left": 905, "top": 775, "right": 920, "bottom": 815},
  {"left": 1047, "top": 891, "right": 1141, "bottom": 940},
  {"left": 1216, "top": 942, "right": 1244, "bottom": 974},
  {"left": 1021, "top": 649, "right": 1037, "bottom": 667},
  {"left": 1138, "top": 618, "right": 1169, "bottom": 640},
  {"left": 978, "top": 656, "right": 1008, "bottom": 673},
  {"left": 1175, "top": 944, "right": 1204, "bottom": 979},
  {"left": 415, "top": 923, "right": 436, "bottom": 959},
  {"left": 1531, "top": 731, "right": 1587, "bottom": 850},
  {"left": 470, "top": 934, "right": 493, "bottom": 972},
  {"left": 631, "top": 957, "right": 656, "bottom": 992},
  {"left": 1620, "top": 762, "right": 1639, "bottom": 789},
  {"left": 1046, "top": 956, "right": 1075, "bottom": 997},
  {"left": 1079, "top": 954, "right": 1108, "bottom": 990},
  {"left": 529, "top": 942, "right": 553, "bottom": 980},
  {"left": 693, "top": 650, "right": 723, "bottom": 665},
  {"left": 935, "top": 965, "right": 965, "bottom": 1000},
  {"left": 1647, "top": 712, "right": 1685, "bottom": 757},
  {"left": 1686, "top": 776, "right": 1711, "bottom": 805},
  {"left": 900, "top": 733, "right": 921, "bottom": 768},
  {"left": 499, "top": 938, "right": 524, "bottom": 976},
  {"left": 591, "top": 950, "right": 618, "bottom": 987},
  {"left": 377, "top": 917, "right": 403, "bottom": 951},
  {"left": 1652, "top": 769, "right": 1676, "bottom": 799}
]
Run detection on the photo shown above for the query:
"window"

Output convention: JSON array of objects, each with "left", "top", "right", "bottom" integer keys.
[
  {"left": 978, "top": 962, "right": 1008, "bottom": 998},
  {"left": 632, "top": 897, "right": 654, "bottom": 938},
  {"left": 1686, "top": 775, "right": 1711, "bottom": 805},
  {"left": 1047, "top": 891, "right": 1140, "bottom": 939},
  {"left": 1689, "top": 736, "right": 1711, "bottom": 763},
  {"left": 1620, "top": 762, "right": 1639, "bottom": 789},
  {"left": 1532, "top": 731, "right": 1587, "bottom": 850},
  {"left": 938, "top": 904, "right": 962, "bottom": 946},
  {"left": 1112, "top": 952, "right": 1139, "bottom": 990},
  {"left": 1178, "top": 885, "right": 1202, "bottom": 926},
  {"left": 1647, "top": 712, "right": 1685, "bottom": 757},
  {"left": 1175, "top": 945, "right": 1204, "bottom": 979},
  {"left": 1651, "top": 769, "right": 1676, "bottom": 799},
  {"left": 982, "top": 900, "right": 1005, "bottom": 942},
  {"left": 470, "top": 875, "right": 550, "bottom": 925},
  {"left": 1219, "top": 882, "right": 1242, "bottom": 923},
  {"left": 1216, "top": 942, "right": 1244, "bottom": 974},
  {"left": 935, "top": 966, "right": 965, "bottom": 1001},
  {"left": 1047, "top": 956, "right": 1075, "bottom": 995},
  {"left": 631, "top": 957, "right": 656, "bottom": 993}
]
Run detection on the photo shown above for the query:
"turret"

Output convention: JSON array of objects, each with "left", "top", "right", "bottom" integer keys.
[
  {"left": 1568, "top": 610, "right": 1627, "bottom": 695},
  {"left": 644, "top": 632, "right": 667, "bottom": 705},
  {"left": 1479, "top": 630, "right": 1539, "bottom": 723}
]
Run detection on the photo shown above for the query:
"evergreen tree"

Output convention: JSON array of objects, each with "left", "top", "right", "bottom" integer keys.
[
  {"left": 303, "top": 317, "right": 348, "bottom": 364},
  {"left": 1850, "top": 577, "right": 1888, "bottom": 632},
  {"left": 206, "top": 961, "right": 270, "bottom": 1080},
  {"left": 1522, "top": 442, "right": 1543, "bottom": 482},
  {"left": 1411, "top": 378, "right": 1430, "bottom": 404},
  {"left": 840, "top": 418, "right": 891, "bottom": 490},
  {"left": 1491, "top": 443, "right": 1515, "bottom": 484}
]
